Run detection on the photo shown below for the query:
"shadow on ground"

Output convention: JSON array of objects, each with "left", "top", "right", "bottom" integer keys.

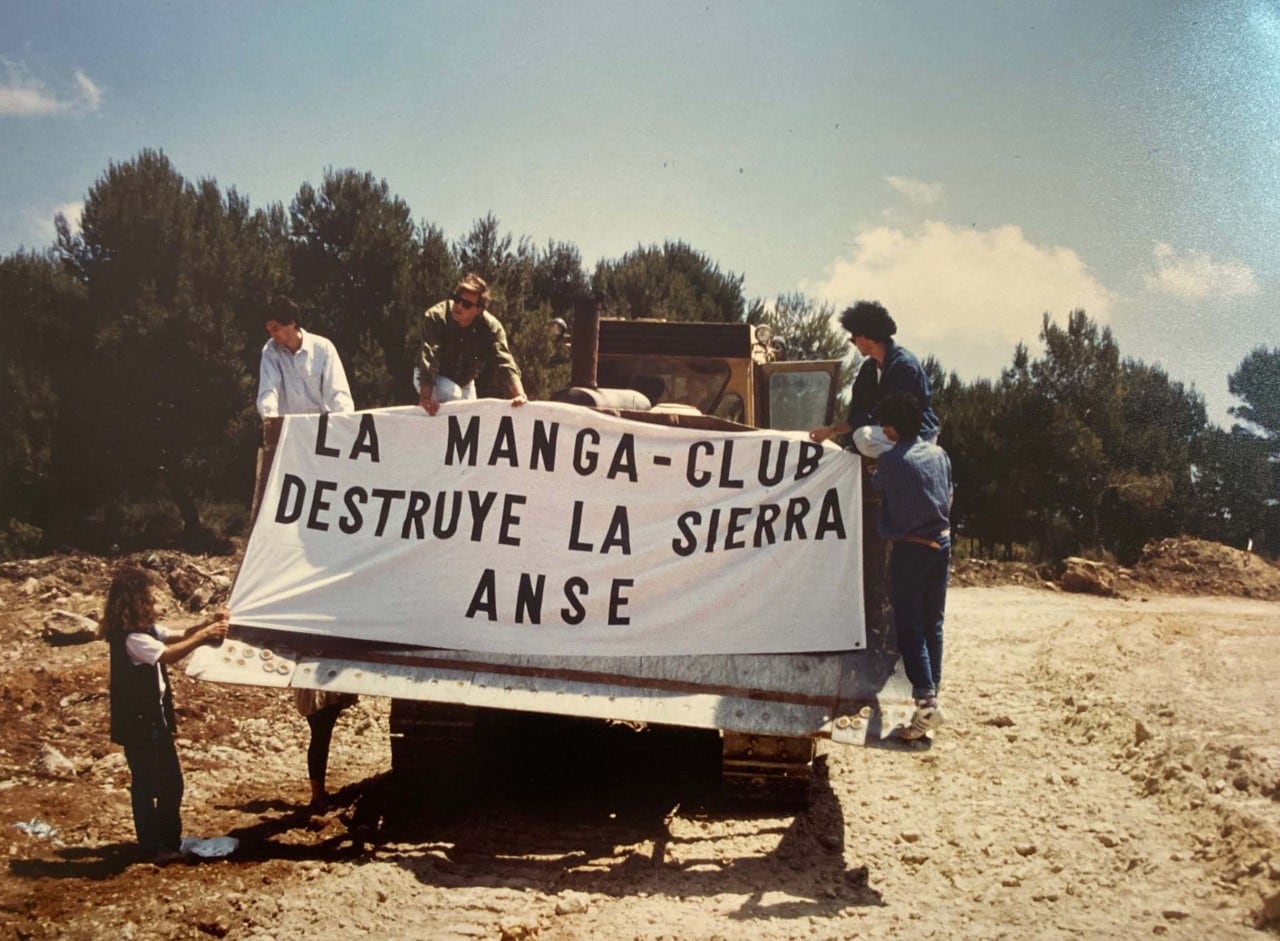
[
  {"left": 10, "top": 717, "right": 883, "bottom": 923},
  {"left": 339, "top": 716, "right": 882, "bottom": 919}
]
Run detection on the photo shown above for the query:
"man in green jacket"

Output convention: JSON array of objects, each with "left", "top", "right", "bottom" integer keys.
[{"left": 414, "top": 272, "right": 528, "bottom": 415}]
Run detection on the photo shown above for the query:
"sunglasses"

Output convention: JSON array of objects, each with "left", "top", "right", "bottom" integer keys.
[{"left": 453, "top": 295, "right": 485, "bottom": 311}]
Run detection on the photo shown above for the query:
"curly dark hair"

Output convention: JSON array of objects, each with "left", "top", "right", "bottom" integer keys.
[
  {"left": 98, "top": 564, "right": 157, "bottom": 642},
  {"left": 838, "top": 301, "right": 897, "bottom": 344},
  {"left": 879, "top": 392, "right": 924, "bottom": 440}
]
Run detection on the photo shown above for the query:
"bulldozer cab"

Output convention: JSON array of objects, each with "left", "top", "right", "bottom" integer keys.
[{"left": 591, "top": 318, "right": 842, "bottom": 431}]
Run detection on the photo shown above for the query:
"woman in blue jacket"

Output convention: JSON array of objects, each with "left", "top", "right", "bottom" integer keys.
[{"left": 809, "top": 300, "right": 939, "bottom": 457}]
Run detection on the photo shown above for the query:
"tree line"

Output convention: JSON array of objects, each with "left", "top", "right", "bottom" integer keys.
[{"left": 1, "top": 150, "right": 1276, "bottom": 562}]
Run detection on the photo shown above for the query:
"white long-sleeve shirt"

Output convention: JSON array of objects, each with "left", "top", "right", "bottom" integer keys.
[{"left": 256, "top": 330, "right": 355, "bottom": 417}]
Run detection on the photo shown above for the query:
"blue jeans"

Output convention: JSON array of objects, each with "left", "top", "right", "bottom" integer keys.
[
  {"left": 890, "top": 537, "right": 950, "bottom": 701},
  {"left": 123, "top": 725, "right": 184, "bottom": 853}
]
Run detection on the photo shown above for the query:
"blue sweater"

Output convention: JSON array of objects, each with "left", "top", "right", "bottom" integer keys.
[{"left": 847, "top": 341, "right": 940, "bottom": 440}]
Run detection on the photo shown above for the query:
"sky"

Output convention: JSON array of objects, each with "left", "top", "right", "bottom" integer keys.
[{"left": 2, "top": 0, "right": 1277, "bottom": 425}]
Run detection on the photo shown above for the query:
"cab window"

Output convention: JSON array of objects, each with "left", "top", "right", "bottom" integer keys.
[{"left": 768, "top": 370, "right": 834, "bottom": 430}]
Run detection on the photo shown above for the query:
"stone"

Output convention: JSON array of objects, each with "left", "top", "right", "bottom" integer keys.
[
  {"left": 1059, "top": 558, "right": 1120, "bottom": 597},
  {"left": 818, "top": 832, "right": 842, "bottom": 850},
  {"left": 38, "top": 744, "right": 77, "bottom": 778},
  {"left": 187, "top": 585, "right": 216, "bottom": 611},
  {"left": 41, "top": 610, "right": 99, "bottom": 646},
  {"left": 554, "top": 892, "right": 589, "bottom": 916},
  {"left": 499, "top": 922, "right": 539, "bottom": 941},
  {"left": 1256, "top": 890, "right": 1280, "bottom": 928}
]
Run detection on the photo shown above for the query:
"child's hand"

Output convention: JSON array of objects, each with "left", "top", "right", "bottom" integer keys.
[{"left": 201, "top": 618, "right": 229, "bottom": 641}]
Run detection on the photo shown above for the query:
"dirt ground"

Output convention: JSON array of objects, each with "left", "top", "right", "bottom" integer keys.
[{"left": 1, "top": 540, "right": 1278, "bottom": 940}]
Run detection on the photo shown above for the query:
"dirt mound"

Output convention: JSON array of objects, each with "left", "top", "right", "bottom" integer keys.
[
  {"left": 1134, "top": 537, "right": 1280, "bottom": 601},
  {"left": 949, "top": 558, "right": 1052, "bottom": 589},
  {"left": 0, "top": 550, "right": 238, "bottom": 618},
  {"left": 952, "top": 537, "right": 1280, "bottom": 600}
]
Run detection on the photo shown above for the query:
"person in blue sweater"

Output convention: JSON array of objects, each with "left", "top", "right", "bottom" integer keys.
[
  {"left": 100, "top": 564, "right": 228, "bottom": 863},
  {"left": 809, "top": 301, "right": 939, "bottom": 457},
  {"left": 871, "top": 392, "right": 954, "bottom": 741}
]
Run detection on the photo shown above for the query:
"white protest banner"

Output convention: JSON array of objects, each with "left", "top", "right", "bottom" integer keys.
[{"left": 229, "top": 401, "right": 865, "bottom": 656}]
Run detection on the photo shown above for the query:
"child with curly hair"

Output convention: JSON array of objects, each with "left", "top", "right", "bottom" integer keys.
[{"left": 99, "top": 564, "right": 228, "bottom": 863}]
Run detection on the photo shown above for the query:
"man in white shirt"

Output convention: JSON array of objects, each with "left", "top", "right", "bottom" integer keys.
[
  {"left": 253, "top": 297, "right": 358, "bottom": 808},
  {"left": 256, "top": 297, "right": 354, "bottom": 419}
]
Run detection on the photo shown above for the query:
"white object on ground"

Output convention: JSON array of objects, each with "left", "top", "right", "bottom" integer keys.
[{"left": 179, "top": 835, "right": 239, "bottom": 858}]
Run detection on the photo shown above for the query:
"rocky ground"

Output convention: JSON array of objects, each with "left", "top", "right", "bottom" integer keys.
[{"left": 0, "top": 539, "right": 1278, "bottom": 940}]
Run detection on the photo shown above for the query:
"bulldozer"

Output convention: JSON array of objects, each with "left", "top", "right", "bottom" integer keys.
[{"left": 192, "top": 301, "right": 909, "bottom": 805}]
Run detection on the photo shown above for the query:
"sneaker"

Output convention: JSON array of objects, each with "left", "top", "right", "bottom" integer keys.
[{"left": 901, "top": 702, "right": 946, "bottom": 741}]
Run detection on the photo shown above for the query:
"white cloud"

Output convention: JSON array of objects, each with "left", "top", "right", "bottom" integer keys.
[
  {"left": 885, "top": 176, "right": 943, "bottom": 206},
  {"left": 0, "top": 58, "right": 102, "bottom": 116},
  {"left": 19, "top": 201, "right": 83, "bottom": 248},
  {"left": 55, "top": 201, "right": 84, "bottom": 235},
  {"left": 805, "top": 221, "right": 1113, "bottom": 381},
  {"left": 73, "top": 70, "right": 101, "bottom": 110},
  {"left": 1144, "top": 242, "right": 1259, "bottom": 300},
  {"left": 0, "top": 81, "right": 61, "bottom": 116}
]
